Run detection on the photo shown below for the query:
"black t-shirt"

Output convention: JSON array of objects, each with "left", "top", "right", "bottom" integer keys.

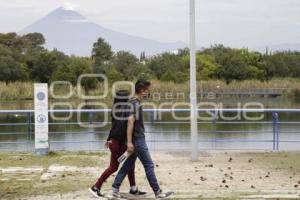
[
  {"left": 129, "top": 98, "right": 145, "bottom": 138},
  {"left": 107, "top": 100, "right": 130, "bottom": 142}
]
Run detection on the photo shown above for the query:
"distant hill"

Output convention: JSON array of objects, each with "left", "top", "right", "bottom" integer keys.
[
  {"left": 20, "top": 7, "right": 186, "bottom": 57},
  {"left": 252, "top": 43, "right": 300, "bottom": 53},
  {"left": 267, "top": 43, "right": 300, "bottom": 52}
]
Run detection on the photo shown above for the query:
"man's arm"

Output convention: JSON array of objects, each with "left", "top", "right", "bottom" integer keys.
[{"left": 127, "top": 115, "right": 135, "bottom": 153}]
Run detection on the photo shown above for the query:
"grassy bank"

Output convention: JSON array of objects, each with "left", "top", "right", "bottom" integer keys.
[
  {"left": 1, "top": 151, "right": 300, "bottom": 200},
  {"left": 0, "top": 151, "right": 106, "bottom": 200},
  {"left": 0, "top": 151, "right": 105, "bottom": 168},
  {"left": 1, "top": 78, "right": 300, "bottom": 101}
]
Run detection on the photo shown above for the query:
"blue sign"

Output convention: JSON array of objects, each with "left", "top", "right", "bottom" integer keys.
[{"left": 37, "top": 92, "right": 45, "bottom": 101}]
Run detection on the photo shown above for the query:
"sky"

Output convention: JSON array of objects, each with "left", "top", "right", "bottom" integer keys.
[{"left": 0, "top": 0, "right": 299, "bottom": 49}]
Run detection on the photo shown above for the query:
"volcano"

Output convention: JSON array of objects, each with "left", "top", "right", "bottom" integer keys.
[{"left": 20, "top": 7, "right": 186, "bottom": 56}]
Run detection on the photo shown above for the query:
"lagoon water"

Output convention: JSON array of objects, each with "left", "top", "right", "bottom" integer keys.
[{"left": 0, "top": 96, "right": 300, "bottom": 152}]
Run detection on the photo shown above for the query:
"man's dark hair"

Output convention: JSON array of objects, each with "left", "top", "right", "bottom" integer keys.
[{"left": 135, "top": 79, "right": 151, "bottom": 94}]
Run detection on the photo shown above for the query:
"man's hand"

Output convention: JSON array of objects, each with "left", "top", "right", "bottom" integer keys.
[{"left": 127, "top": 142, "right": 134, "bottom": 153}]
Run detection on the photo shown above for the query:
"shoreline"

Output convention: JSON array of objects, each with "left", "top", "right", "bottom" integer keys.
[{"left": 0, "top": 79, "right": 300, "bottom": 101}]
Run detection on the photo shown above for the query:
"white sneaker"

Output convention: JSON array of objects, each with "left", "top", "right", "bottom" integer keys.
[
  {"left": 106, "top": 190, "right": 122, "bottom": 200},
  {"left": 155, "top": 190, "right": 174, "bottom": 199}
]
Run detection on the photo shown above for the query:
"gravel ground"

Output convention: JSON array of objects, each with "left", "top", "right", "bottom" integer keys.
[{"left": 1, "top": 151, "right": 300, "bottom": 199}]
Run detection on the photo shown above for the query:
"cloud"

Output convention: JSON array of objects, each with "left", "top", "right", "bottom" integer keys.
[
  {"left": 62, "top": 19, "right": 89, "bottom": 23},
  {"left": 61, "top": 1, "right": 78, "bottom": 11},
  {"left": 0, "top": 0, "right": 299, "bottom": 47}
]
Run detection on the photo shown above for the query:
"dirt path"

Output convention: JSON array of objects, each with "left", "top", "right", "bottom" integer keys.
[{"left": 1, "top": 151, "right": 300, "bottom": 199}]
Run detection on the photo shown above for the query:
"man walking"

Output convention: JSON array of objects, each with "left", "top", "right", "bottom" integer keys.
[{"left": 107, "top": 79, "right": 172, "bottom": 199}]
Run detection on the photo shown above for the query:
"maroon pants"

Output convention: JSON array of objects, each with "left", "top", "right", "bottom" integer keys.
[{"left": 94, "top": 139, "right": 136, "bottom": 189}]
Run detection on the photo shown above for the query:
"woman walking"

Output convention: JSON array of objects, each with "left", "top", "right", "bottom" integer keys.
[{"left": 89, "top": 90, "right": 146, "bottom": 198}]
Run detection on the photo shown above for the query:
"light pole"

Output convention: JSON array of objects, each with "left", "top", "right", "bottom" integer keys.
[{"left": 190, "top": 0, "right": 198, "bottom": 161}]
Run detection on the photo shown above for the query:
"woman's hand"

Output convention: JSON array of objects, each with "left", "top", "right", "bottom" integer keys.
[
  {"left": 127, "top": 142, "right": 134, "bottom": 153},
  {"left": 105, "top": 140, "right": 112, "bottom": 149}
]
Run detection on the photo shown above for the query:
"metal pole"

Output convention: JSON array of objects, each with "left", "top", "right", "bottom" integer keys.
[
  {"left": 276, "top": 113, "right": 279, "bottom": 150},
  {"left": 272, "top": 112, "right": 276, "bottom": 151},
  {"left": 190, "top": 0, "right": 198, "bottom": 161},
  {"left": 272, "top": 112, "right": 279, "bottom": 151}
]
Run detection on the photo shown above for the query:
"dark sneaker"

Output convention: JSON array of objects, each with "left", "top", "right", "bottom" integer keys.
[
  {"left": 89, "top": 186, "right": 104, "bottom": 198},
  {"left": 129, "top": 187, "right": 147, "bottom": 196},
  {"left": 155, "top": 190, "right": 174, "bottom": 199}
]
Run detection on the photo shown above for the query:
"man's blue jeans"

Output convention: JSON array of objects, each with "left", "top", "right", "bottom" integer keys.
[{"left": 112, "top": 136, "right": 161, "bottom": 194}]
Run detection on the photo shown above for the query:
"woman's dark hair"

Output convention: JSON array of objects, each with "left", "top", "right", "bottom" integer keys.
[
  {"left": 111, "top": 90, "right": 130, "bottom": 121},
  {"left": 135, "top": 79, "right": 151, "bottom": 94},
  {"left": 113, "top": 90, "right": 130, "bottom": 104}
]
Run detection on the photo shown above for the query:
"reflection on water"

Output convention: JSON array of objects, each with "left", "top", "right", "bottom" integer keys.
[{"left": 0, "top": 97, "right": 300, "bottom": 151}]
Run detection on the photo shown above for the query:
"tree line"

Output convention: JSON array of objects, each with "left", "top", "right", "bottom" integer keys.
[{"left": 0, "top": 32, "right": 299, "bottom": 90}]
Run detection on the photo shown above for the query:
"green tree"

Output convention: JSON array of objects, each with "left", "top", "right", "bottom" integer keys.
[
  {"left": 21, "top": 33, "right": 45, "bottom": 49},
  {"left": 0, "top": 32, "right": 23, "bottom": 49},
  {"left": 68, "top": 56, "right": 93, "bottom": 77},
  {"left": 111, "top": 51, "right": 138, "bottom": 79},
  {"left": 131, "top": 63, "right": 155, "bottom": 80},
  {"left": 177, "top": 48, "right": 190, "bottom": 56},
  {"left": 265, "top": 51, "right": 300, "bottom": 78},
  {"left": 147, "top": 53, "right": 183, "bottom": 80},
  {"left": 68, "top": 56, "right": 97, "bottom": 93},
  {"left": 180, "top": 53, "right": 220, "bottom": 81},
  {"left": 106, "top": 67, "right": 124, "bottom": 83},
  {"left": 203, "top": 45, "right": 265, "bottom": 83},
  {"left": 161, "top": 70, "right": 176, "bottom": 82},
  {"left": 23, "top": 48, "right": 42, "bottom": 77},
  {"left": 289, "top": 52, "right": 300, "bottom": 78},
  {"left": 140, "top": 51, "right": 146, "bottom": 61},
  {"left": 31, "top": 51, "right": 59, "bottom": 83},
  {"left": 91, "top": 38, "right": 113, "bottom": 74},
  {"left": 196, "top": 54, "right": 220, "bottom": 80},
  {"left": 0, "top": 44, "right": 12, "bottom": 57},
  {"left": 0, "top": 56, "right": 29, "bottom": 84},
  {"left": 51, "top": 64, "right": 76, "bottom": 85}
]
